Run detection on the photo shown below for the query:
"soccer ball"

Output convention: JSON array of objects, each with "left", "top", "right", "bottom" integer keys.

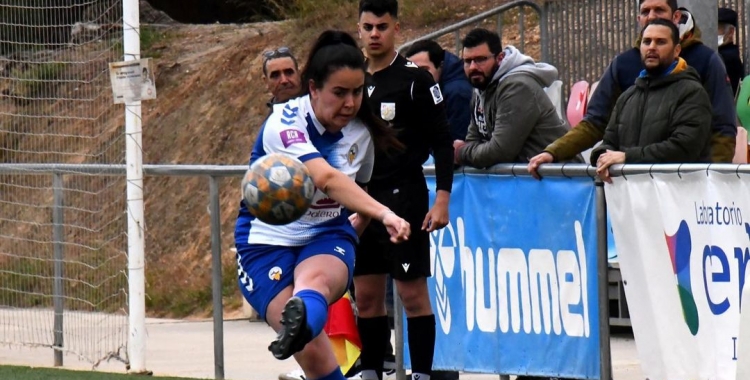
[{"left": 242, "top": 153, "right": 316, "bottom": 225}]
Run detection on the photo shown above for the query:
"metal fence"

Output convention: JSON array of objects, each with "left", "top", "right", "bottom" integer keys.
[
  {"left": 546, "top": 0, "right": 750, "bottom": 88},
  {"left": 720, "top": 0, "right": 750, "bottom": 74},
  {"left": 542, "top": 0, "right": 640, "bottom": 93},
  {"left": 4, "top": 162, "right": 750, "bottom": 380},
  {"left": 400, "top": 0, "right": 750, "bottom": 100}
]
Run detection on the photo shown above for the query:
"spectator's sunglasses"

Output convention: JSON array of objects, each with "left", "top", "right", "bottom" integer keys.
[{"left": 263, "top": 47, "right": 292, "bottom": 64}]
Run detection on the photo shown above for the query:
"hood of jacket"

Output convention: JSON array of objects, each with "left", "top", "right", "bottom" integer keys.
[
  {"left": 635, "top": 58, "right": 700, "bottom": 89},
  {"left": 440, "top": 51, "right": 466, "bottom": 85},
  {"left": 486, "top": 46, "right": 558, "bottom": 91}
]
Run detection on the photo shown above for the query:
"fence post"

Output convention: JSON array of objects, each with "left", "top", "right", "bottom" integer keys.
[
  {"left": 680, "top": 0, "right": 718, "bottom": 50},
  {"left": 123, "top": 0, "right": 148, "bottom": 373},
  {"left": 394, "top": 280, "right": 406, "bottom": 380},
  {"left": 209, "top": 176, "right": 225, "bottom": 380},
  {"left": 518, "top": 6, "right": 526, "bottom": 53},
  {"left": 496, "top": 13, "right": 504, "bottom": 46},
  {"left": 540, "top": 1, "right": 549, "bottom": 62},
  {"left": 454, "top": 30, "right": 461, "bottom": 56},
  {"left": 596, "top": 180, "right": 613, "bottom": 380},
  {"left": 52, "top": 173, "right": 65, "bottom": 367}
]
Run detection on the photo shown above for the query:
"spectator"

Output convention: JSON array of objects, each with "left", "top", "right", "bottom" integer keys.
[
  {"left": 355, "top": 1, "right": 455, "bottom": 380},
  {"left": 405, "top": 40, "right": 473, "bottom": 141},
  {"left": 262, "top": 46, "right": 302, "bottom": 110},
  {"left": 592, "top": 19, "right": 712, "bottom": 182},
  {"left": 718, "top": 7, "right": 744, "bottom": 96},
  {"left": 529, "top": 0, "right": 737, "bottom": 178},
  {"left": 453, "top": 28, "right": 582, "bottom": 168}
]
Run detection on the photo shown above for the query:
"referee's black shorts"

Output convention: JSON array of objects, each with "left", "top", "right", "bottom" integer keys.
[{"left": 354, "top": 179, "right": 431, "bottom": 281}]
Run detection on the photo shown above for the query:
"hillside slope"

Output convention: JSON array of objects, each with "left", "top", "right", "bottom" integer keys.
[{"left": 0, "top": 0, "right": 539, "bottom": 318}]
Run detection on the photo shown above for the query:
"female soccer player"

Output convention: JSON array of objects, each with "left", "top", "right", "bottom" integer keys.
[{"left": 234, "top": 30, "right": 408, "bottom": 380}]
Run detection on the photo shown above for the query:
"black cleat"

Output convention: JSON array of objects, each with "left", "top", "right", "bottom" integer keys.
[{"left": 268, "top": 296, "right": 313, "bottom": 360}]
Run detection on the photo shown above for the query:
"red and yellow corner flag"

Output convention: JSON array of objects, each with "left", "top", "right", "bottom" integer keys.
[{"left": 324, "top": 292, "right": 361, "bottom": 374}]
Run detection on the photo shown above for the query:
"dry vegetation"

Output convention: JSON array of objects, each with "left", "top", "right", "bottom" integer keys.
[{"left": 0, "top": 0, "right": 543, "bottom": 319}]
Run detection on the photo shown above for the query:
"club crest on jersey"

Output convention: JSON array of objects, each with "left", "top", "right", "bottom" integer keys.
[
  {"left": 345, "top": 143, "right": 359, "bottom": 165},
  {"left": 268, "top": 266, "right": 282, "bottom": 281},
  {"left": 381, "top": 102, "right": 396, "bottom": 121},
  {"left": 430, "top": 84, "right": 444, "bottom": 104}
]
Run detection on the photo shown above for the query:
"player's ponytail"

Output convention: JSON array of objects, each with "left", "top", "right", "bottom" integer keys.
[
  {"left": 301, "top": 30, "right": 363, "bottom": 95},
  {"left": 301, "top": 30, "right": 403, "bottom": 153}
]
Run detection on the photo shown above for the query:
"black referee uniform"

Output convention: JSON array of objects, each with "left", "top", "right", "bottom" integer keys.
[{"left": 354, "top": 54, "right": 454, "bottom": 280}]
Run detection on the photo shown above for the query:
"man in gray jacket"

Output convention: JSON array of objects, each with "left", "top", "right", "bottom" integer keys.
[
  {"left": 453, "top": 28, "right": 581, "bottom": 168},
  {"left": 592, "top": 18, "right": 712, "bottom": 183}
]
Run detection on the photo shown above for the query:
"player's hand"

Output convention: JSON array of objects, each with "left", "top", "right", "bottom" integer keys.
[
  {"left": 528, "top": 152, "right": 554, "bottom": 180},
  {"left": 381, "top": 212, "right": 410, "bottom": 243},
  {"left": 348, "top": 213, "right": 371, "bottom": 237},
  {"left": 422, "top": 194, "right": 449, "bottom": 232}
]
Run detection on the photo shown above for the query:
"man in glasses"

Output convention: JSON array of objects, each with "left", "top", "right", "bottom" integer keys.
[
  {"left": 262, "top": 46, "right": 301, "bottom": 110},
  {"left": 453, "top": 28, "right": 581, "bottom": 169}
]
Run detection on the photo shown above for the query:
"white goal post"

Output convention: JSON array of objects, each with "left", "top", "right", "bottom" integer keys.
[{"left": 0, "top": 0, "right": 146, "bottom": 372}]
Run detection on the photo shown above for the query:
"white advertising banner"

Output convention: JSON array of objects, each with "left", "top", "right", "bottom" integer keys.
[{"left": 605, "top": 172, "right": 750, "bottom": 380}]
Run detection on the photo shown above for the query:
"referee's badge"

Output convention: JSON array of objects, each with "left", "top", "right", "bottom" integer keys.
[
  {"left": 430, "top": 84, "right": 444, "bottom": 104},
  {"left": 381, "top": 102, "right": 396, "bottom": 121}
]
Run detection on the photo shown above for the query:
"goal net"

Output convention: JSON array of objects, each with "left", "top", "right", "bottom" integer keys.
[{"left": 0, "top": 0, "right": 129, "bottom": 367}]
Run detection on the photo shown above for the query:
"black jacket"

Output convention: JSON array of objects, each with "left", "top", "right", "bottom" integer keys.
[
  {"left": 719, "top": 43, "right": 744, "bottom": 96},
  {"left": 366, "top": 55, "right": 454, "bottom": 192}
]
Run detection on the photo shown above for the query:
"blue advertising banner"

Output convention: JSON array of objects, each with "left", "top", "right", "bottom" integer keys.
[{"left": 405, "top": 173, "right": 600, "bottom": 379}]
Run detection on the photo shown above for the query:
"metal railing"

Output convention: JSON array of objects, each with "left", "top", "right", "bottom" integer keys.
[
  {"left": 397, "top": 0, "right": 546, "bottom": 61},
  {"left": 0, "top": 163, "right": 245, "bottom": 380},
  {"left": 4, "top": 162, "right": 750, "bottom": 380},
  {"left": 399, "top": 0, "right": 750, "bottom": 102}
]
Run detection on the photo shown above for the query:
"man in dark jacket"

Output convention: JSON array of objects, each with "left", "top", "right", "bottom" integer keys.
[
  {"left": 454, "top": 28, "right": 582, "bottom": 168},
  {"left": 262, "top": 47, "right": 301, "bottom": 112},
  {"left": 405, "top": 40, "right": 473, "bottom": 141},
  {"left": 529, "top": 0, "right": 736, "bottom": 178},
  {"left": 592, "top": 19, "right": 712, "bottom": 183},
  {"left": 718, "top": 7, "right": 744, "bottom": 96}
]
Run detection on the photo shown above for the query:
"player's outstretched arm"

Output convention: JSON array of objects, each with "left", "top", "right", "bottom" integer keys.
[{"left": 305, "top": 157, "right": 410, "bottom": 243}]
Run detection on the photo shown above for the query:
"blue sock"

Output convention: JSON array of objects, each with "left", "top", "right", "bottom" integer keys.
[
  {"left": 313, "top": 367, "right": 346, "bottom": 380},
  {"left": 295, "top": 289, "right": 328, "bottom": 337}
]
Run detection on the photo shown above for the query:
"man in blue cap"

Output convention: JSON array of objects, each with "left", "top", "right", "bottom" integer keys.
[{"left": 718, "top": 7, "right": 744, "bottom": 96}]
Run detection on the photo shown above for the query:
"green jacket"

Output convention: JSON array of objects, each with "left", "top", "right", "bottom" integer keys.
[{"left": 590, "top": 61, "right": 712, "bottom": 163}]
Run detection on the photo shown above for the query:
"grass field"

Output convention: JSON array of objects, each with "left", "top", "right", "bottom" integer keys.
[{"left": 0, "top": 366, "right": 209, "bottom": 380}]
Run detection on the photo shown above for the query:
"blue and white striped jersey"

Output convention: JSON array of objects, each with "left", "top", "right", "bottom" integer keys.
[{"left": 235, "top": 95, "right": 374, "bottom": 246}]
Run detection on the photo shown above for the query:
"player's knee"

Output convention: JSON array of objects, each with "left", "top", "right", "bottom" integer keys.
[
  {"left": 354, "top": 291, "right": 386, "bottom": 316},
  {"left": 397, "top": 279, "right": 432, "bottom": 316},
  {"left": 399, "top": 292, "right": 432, "bottom": 316},
  {"left": 354, "top": 284, "right": 387, "bottom": 316}
]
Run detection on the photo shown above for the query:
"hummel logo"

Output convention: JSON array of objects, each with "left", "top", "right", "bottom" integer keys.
[
  {"left": 401, "top": 263, "right": 410, "bottom": 272},
  {"left": 334, "top": 246, "right": 346, "bottom": 255}
]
